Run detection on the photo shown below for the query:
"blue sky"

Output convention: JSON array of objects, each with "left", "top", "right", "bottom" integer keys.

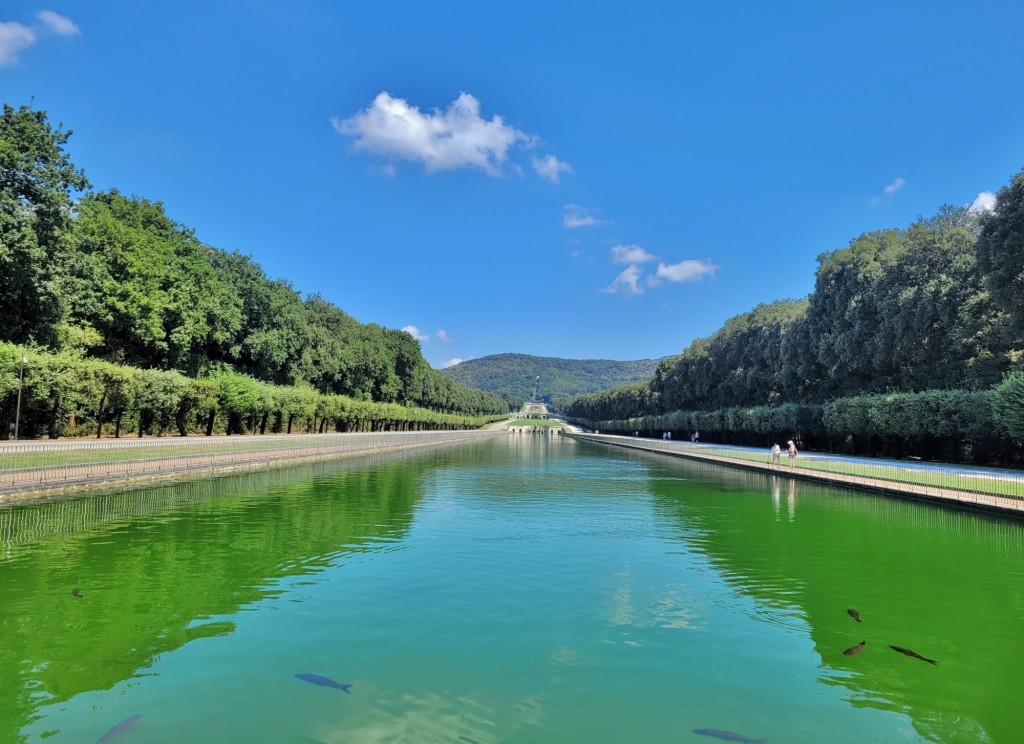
[{"left": 3, "top": 1, "right": 1023, "bottom": 369}]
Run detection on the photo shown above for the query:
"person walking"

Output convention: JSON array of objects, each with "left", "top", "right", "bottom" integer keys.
[
  {"left": 771, "top": 443, "right": 781, "bottom": 466},
  {"left": 787, "top": 440, "right": 798, "bottom": 468}
]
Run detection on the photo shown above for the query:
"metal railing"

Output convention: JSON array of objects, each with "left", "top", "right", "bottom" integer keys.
[
  {"left": 0, "top": 430, "right": 502, "bottom": 496},
  {"left": 567, "top": 433, "right": 1024, "bottom": 514}
]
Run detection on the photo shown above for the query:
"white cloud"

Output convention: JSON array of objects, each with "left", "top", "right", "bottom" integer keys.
[
  {"left": 562, "top": 203, "right": 610, "bottom": 228},
  {"left": 532, "top": 154, "right": 572, "bottom": 183},
  {"left": 332, "top": 91, "right": 529, "bottom": 175},
  {"left": 656, "top": 260, "right": 717, "bottom": 283},
  {"left": 0, "top": 11, "right": 80, "bottom": 66},
  {"left": 402, "top": 325, "right": 429, "bottom": 342},
  {"left": 602, "top": 265, "right": 644, "bottom": 295},
  {"left": 0, "top": 22, "right": 36, "bottom": 65},
  {"left": 441, "top": 357, "right": 464, "bottom": 368},
  {"left": 436, "top": 329, "right": 452, "bottom": 343},
  {"left": 969, "top": 191, "right": 996, "bottom": 214},
  {"left": 883, "top": 177, "right": 906, "bottom": 195},
  {"left": 37, "top": 10, "right": 79, "bottom": 35},
  {"left": 611, "top": 244, "right": 657, "bottom": 264}
]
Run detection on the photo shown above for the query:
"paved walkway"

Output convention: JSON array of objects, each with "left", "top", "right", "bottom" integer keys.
[
  {"left": 566, "top": 433, "right": 1024, "bottom": 517},
  {"left": 0, "top": 431, "right": 501, "bottom": 504}
]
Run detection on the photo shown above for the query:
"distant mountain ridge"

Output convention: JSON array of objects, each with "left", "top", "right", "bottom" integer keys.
[{"left": 438, "top": 353, "right": 663, "bottom": 410}]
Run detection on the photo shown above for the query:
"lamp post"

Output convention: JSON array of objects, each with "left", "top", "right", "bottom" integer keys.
[{"left": 14, "top": 355, "right": 27, "bottom": 440}]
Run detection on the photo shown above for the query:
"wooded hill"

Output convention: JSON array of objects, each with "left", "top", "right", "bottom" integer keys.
[
  {"left": 0, "top": 103, "right": 507, "bottom": 438},
  {"left": 566, "top": 167, "right": 1024, "bottom": 464},
  {"left": 439, "top": 353, "right": 663, "bottom": 411}
]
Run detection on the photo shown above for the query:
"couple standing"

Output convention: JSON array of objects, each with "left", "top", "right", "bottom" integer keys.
[{"left": 771, "top": 440, "right": 798, "bottom": 466}]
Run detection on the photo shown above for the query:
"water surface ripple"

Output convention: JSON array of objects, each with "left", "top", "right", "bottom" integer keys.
[{"left": 1, "top": 437, "right": 1022, "bottom": 743}]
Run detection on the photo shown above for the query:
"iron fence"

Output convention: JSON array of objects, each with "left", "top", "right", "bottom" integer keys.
[
  {"left": 567, "top": 433, "right": 1024, "bottom": 513},
  {"left": 0, "top": 430, "right": 502, "bottom": 495}
]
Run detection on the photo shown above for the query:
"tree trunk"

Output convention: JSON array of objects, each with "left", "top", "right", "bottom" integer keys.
[
  {"left": 48, "top": 393, "right": 64, "bottom": 439},
  {"left": 206, "top": 410, "right": 216, "bottom": 436},
  {"left": 138, "top": 410, "right": 152, "bottom": 438},
  {"left": 175, "top": 405, "right": 189, "bottom": 436},
  {"left": 95, "top": 390, "right": 106, "bottom": 439}
]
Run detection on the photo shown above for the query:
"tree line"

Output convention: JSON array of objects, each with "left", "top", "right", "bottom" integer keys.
[
  {"left": 0, "top": 103, "right": 507, "bottom": 438},
  {"left": 0, "top": 344, "right": 503, "bottom": 438},
  {"left": 566, "top": 168, "right": 1024, "bottom": 464}
]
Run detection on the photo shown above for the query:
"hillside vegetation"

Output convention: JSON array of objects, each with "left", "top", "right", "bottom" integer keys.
[
  {"left": 439, "top": 353, "right": 662, "bottom": 410},
  {"left": 0, "top": 103, "right": 507, "bottom": 438},
  {"left": 566, "top": 169, "right": 1024, "bottom": 464}
]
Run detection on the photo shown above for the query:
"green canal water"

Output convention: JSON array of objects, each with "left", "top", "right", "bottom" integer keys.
[{"left": 2, "top": 437, "right": 1023, "bottom": 744}]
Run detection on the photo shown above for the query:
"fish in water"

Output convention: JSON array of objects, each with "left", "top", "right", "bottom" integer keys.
[
  {"left": 847, "top": 608, "right": 861, "bottom": 622},
  {"left": 693, "top": 728, "right": 767, "bottom": 743},
  {"left": 96, "top": 714, "right": 141, "bottom": 743},
  {"left": 71, "top": 588, "right": 83, "bottom": 598},
  {"left": 843, "top": 641, "right": 866, "bottom": 656},
  {"left": 294, "top": 673, "right": 352, "bottom": 693},
  {"left": 890, "top": 645, "right": 937, "bottom": 665}
]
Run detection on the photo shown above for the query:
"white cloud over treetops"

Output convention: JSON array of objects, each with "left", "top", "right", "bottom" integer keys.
[
  {"left": 656, "top": 260, "right": 717, "bottom": 283},
  {"left": 402, "top": 325, "right": 429, "bottom": 341},
  {"left": 602, "top": 265, "right": 643, "bottom": 295},
  {"left": 0, "top": 11, "right": 79, "bottom": 66},
  {"left": 562, "top": 203, "right": 609, "bottom": 228},
  {"left": 37, "top": 10, "right": 79, "bottom": 35},
  {"left": 333, "top": 92, "right": 533, "bottom": 176},
  {"left": 441, "top": 358, "right": 463, "bottom": 368},
  {"left": 969, "top": 191, "right": 996, "bottom": 214},
  {"left": 436, "top": 329, "right": 452, "bottom": 343},
  {"left": 532, "top": 154, "right": 572, "bottom": 183},
  {"left": 611, "top": 244, "right": 656, "bottom": 264}
]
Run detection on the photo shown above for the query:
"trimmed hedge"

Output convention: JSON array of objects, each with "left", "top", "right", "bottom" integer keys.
[
  {"left": 0, "top": 344, "right": 504, "bottom": 439},
  {"left": 568, "top": 387, "right": 1018, "bottom": 464}
]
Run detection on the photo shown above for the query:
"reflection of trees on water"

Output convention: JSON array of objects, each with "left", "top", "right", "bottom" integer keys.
[
  {"left": 0, "top": 446, "right": 450, "bottom": 743},
  {"left": 644, "top": 457, "right": 1024, "bottom": 744},
  {"left": 0, "top": 445, "right": 484, "bottom": 549}
]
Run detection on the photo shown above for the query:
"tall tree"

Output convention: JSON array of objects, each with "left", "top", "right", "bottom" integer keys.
[
  {"left": 66, "top": 191, "right": 242, "bottom": 372},
  {"left": 0, "top": 103, "right": 89, "bottom": 345},
  {"left": 209, "top": 251, "right": 308, "bottom": 383},
  {"left": 806, "top": 229, "right": 906, "bottom": 398},
  {"left": 976, "top": 167, "right": 1024, "bottom": 353}
]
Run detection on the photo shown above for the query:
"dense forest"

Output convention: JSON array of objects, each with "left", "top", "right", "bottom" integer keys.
[
  {"left": 0, "top": 103, "right": 507, "bottom": 438},
  {"left": 439, "top": 353, "right": 662, "bottom": 411},
  {"left": 566, "top": 168, "right": 1024, "bottom": 464}
]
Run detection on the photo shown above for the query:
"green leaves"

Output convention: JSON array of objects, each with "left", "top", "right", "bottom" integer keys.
[
  {"left": 0, "top": 103, "right": 88, "bottom": 346},
  {"left": 66, "top": 191, "right": 243, "bottom": 373},
  {"left": 0, "top": 343, "right": 504, "bottom": 438},
  {"left": 991, "top": 371, "right": 1024, "bottom": 439},
  {"left": 976, "top": 168, "right": 1024, "bottom": 347}
]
